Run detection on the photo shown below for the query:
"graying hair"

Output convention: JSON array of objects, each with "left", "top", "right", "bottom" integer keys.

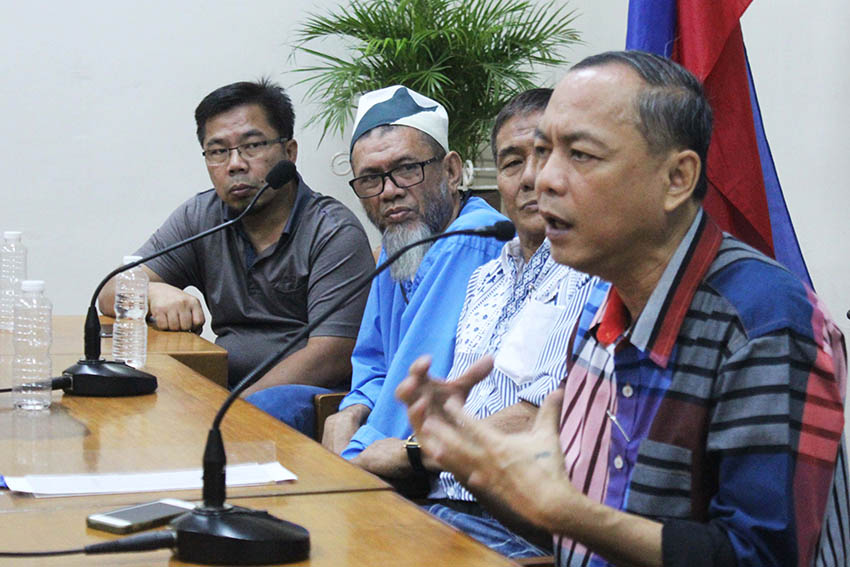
[
  {"left": 490, "top": 88, "right": 553, "bottom": 162},
  {"left": 571, "top": 50, "right": 713, "bottom": 199}
]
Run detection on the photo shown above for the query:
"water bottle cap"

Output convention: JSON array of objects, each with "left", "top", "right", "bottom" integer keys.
[
  {"left": 20, "top": 280, "right": 44, "bottom": 292},
  {"left": 3, "top": 231, "right": 22, "bottom": 240},
  {"left": 122, "top": 255, "right": 143, "bottom": 265}
]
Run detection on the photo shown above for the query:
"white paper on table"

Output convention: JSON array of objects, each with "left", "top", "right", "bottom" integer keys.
[{"left": 4, "top": 462, "right": 296, "bottom": 497}]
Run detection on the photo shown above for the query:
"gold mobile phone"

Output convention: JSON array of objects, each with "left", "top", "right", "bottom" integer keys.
[{"left": 86, "top": 499, "right": 196, "bottom": 534}]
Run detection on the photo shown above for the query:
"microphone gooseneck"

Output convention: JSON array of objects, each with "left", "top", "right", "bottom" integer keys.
[
  {"left": 62, "top": 160, "right": 298, "bottom": 397},
  {"left": 211, "top": 220, "right": 516, "bottom": 433},
  {"left": 169, "top": 219, "right": 514, "bottom": 565}
]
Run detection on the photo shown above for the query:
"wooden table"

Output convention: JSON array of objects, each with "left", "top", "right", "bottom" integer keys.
[
  {"left": 0, "top": 329, "right": 521, "bottom": 566},
  {"left": 52, "top": 316, "right": 229, "bottom": 387},
  {"left": 0, "top": 491, "right": 519, "bottom": 566},
  {"left": 0, "top": 354, "right": 387, "bottom": 512}
]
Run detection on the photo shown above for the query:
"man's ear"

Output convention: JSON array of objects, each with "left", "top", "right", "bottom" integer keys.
[
  {"left": 443, "top": 151, "right": 464, "bottom": 192},
  {"left": 284, "top": 139, "right": 298, "bottom": 163},
  {"left": 664, "top": 149, "right": 699, "bottom": 213}
]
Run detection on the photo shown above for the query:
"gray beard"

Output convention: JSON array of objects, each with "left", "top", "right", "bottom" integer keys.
[
  {"left": 381, "top": 181, "right": 455, "bottom": 282},
  {"left": 383, "top": 222, "right": 433, "bottom": 281}
]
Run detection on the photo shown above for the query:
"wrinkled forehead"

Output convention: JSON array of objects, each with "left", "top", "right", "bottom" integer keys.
[
  {"left": 495, "top": 110, "right": 544, "bottom": 150},
  {"left": 539, "top": 65, "right": 644, "bottom": 138},
  {"left": 350, "top": 125, "right": 433, "bottom": 170},
  {"left": 202, "top": 103, "right": 278, "bottom": 145}
]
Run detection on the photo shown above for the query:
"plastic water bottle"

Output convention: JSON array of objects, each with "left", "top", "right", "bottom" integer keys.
[
  {"left": 112, "top": 255, "right": 148, "bottom": 368},
  {"left": 0, "top": 322, "right": 12, "bottom": 391},
  {"left": 12, "top": 280, "right": 52, "bottom": 411},
  {"left": 0, "top": 231, "right": 27, "bottom": 332}
]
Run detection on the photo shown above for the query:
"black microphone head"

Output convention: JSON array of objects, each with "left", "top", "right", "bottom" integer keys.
[
  {"left": 265, "top": 160, "right": 297, "bottom": 189},
  {"left": 492, "top": 220, "right": 516, "bottom": 242}
]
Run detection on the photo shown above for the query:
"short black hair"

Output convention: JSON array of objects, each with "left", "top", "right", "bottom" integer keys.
[
  {"left": 571, "top": 50, "right": 713, "bottom": 199},
  {"left": 194, "top": 78, "right": 295, "bottom": 144},
  {"left": 490, "top": 88, "right": 553, "bottom": 162}
]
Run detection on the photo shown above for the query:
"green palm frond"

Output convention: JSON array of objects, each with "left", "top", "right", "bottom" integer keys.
[{"left": 292, "top": 0, "right": 580, "bottom": 159}]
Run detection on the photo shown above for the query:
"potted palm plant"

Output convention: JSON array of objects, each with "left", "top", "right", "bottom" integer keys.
[{"left": 292, "top": 0, "right": 580, "bottom": 187}]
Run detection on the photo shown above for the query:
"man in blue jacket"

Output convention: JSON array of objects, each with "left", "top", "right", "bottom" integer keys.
[{"left": 321, "top": 86, "right": 506, "bottom": 475}]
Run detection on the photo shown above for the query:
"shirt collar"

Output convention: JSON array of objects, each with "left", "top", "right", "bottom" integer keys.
[
  {"left": 593, "top": 209, "right": 723, "bottom": 367},
  {"left": 281, "top": 174, "right": 310, "bottom": 236},
  {"left": 499, "top": 236, "right": 525, "bottom": 271},
  {"left": 222, "top": 173, "right": 310, "bottom": 268},
  {"left": 499, "top": 236, "right": 551, "bottom": 271},
  {"left": 221, "top": 173, "right": 308, "bottom": 236}
]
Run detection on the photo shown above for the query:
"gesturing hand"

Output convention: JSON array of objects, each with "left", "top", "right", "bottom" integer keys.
[{"left": 397, "top": 355, "right": 576, "bottom": 532}]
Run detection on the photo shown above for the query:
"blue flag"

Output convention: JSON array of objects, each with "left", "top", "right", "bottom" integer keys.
[{"left": 626, "top": 0, "right": 812, "bottom": 286}]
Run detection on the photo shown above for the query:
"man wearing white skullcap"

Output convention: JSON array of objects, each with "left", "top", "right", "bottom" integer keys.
[{"left": 321, "top": 85, "right": 507, "bottom": 480}]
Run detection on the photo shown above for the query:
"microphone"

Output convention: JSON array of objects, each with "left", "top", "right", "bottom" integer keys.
[
  {"left": 168, "top": 219, "right": 515, "bottom": 565},
  {"left": 62, "top": 161, "right": 298, "bottom": 397},
  {"left": 470, "top": 220, "right": 516, "bottom": 241}
]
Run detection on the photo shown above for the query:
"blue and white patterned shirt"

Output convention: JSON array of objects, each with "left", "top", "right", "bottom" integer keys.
[{"left": 433, "top": 237, "right": 597, "bottom": 501}]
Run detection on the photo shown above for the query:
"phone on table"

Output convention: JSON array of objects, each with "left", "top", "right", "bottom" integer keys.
[{"left": 86, "top": 498, "right": 196, "bottom": 534}]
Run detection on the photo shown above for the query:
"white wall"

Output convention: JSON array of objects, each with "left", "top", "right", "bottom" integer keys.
[
  {"left": 0, "top": 0, "right": 378, "bottom": 315},
  {"left": 1, "top": 0, "right": 847, "bottom": 350}
]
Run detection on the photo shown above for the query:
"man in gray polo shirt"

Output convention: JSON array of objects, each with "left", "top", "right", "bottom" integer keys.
[{"left": 98, "top": 80, "right": 374, "bottom": 429}]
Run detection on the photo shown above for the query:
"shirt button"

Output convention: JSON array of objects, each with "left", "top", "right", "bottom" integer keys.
[
  {"left": 622, "top": 384, "right": 634, "bottom": 398},
  {"left": 614, "top": 455, "right": 625, "bottom": 470}
]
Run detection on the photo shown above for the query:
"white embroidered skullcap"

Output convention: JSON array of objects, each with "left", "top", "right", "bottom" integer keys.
[{"left": 350, "top": 85, "right": 449, "bottom": 154}]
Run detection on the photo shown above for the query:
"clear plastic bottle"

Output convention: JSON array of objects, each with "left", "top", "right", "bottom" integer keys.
[
  {"left": 0, "top": 231, "right": 27, "bottom": 332},
  {"left": 12, "top": 280, "right": 52, "bottom": 411},
  {"left": 112, "top": 255, "right": 149, "bottom": 369},
  {"left": 0, "top": 322, "right": 12, "bottom": 391}
]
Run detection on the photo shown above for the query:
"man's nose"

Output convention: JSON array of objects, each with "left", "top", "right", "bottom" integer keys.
[
  {"left": 226, "top": 147, "right": 249, "bottom": 173},
  {"left": 519, "top": 158, "right": 537, "bottom": 192},
  {"left": 380, "top": 175, "right": 406, "bottom": 200},
  {"left": 535, "top": 155, "right": 564, "bottom": 198}
]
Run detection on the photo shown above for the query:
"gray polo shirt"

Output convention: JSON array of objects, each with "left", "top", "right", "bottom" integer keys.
[{"left": 136, "top": 176, "right": 374, "bottom": 387}]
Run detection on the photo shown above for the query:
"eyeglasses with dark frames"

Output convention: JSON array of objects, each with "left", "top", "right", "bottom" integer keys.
[
  {"left": 202, "top": 137, "right": 288, "bottom": 165},
  {"left": 349, "top": 156, "right": 441, "bottom": 198}
]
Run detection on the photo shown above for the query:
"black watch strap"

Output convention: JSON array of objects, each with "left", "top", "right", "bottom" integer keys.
[{"left": 405, "top": 435, "right": 426, "bottom": 474}]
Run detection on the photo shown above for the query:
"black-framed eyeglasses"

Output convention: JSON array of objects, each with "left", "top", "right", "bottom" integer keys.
[
  {"left": 202, "top": 137, "right": 287, "bottom": 165},
  {"left": 349, "top": 157, "right": 441, "bottom": 198}
]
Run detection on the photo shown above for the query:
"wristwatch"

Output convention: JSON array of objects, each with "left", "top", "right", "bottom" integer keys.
[{"left": 404, "top": 434, "right": 426, "bottom": 473}]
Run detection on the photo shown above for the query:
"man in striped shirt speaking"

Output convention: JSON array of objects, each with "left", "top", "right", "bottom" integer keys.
[{"left": 398, "top": 50, "right": 848, "bottom": 567}]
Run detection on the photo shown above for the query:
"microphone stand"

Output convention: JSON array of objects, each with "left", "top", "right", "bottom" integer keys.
[
  {"left": 63, "top": 162, "right": 296, "bottom": 397},
  {"left": 169, "top": 221, "right": 515, "bottom": 565}
]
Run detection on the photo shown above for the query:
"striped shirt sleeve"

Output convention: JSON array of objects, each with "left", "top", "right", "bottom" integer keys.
[{"left": 663, "top": 299, "right": 846, "bottom": 567}]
